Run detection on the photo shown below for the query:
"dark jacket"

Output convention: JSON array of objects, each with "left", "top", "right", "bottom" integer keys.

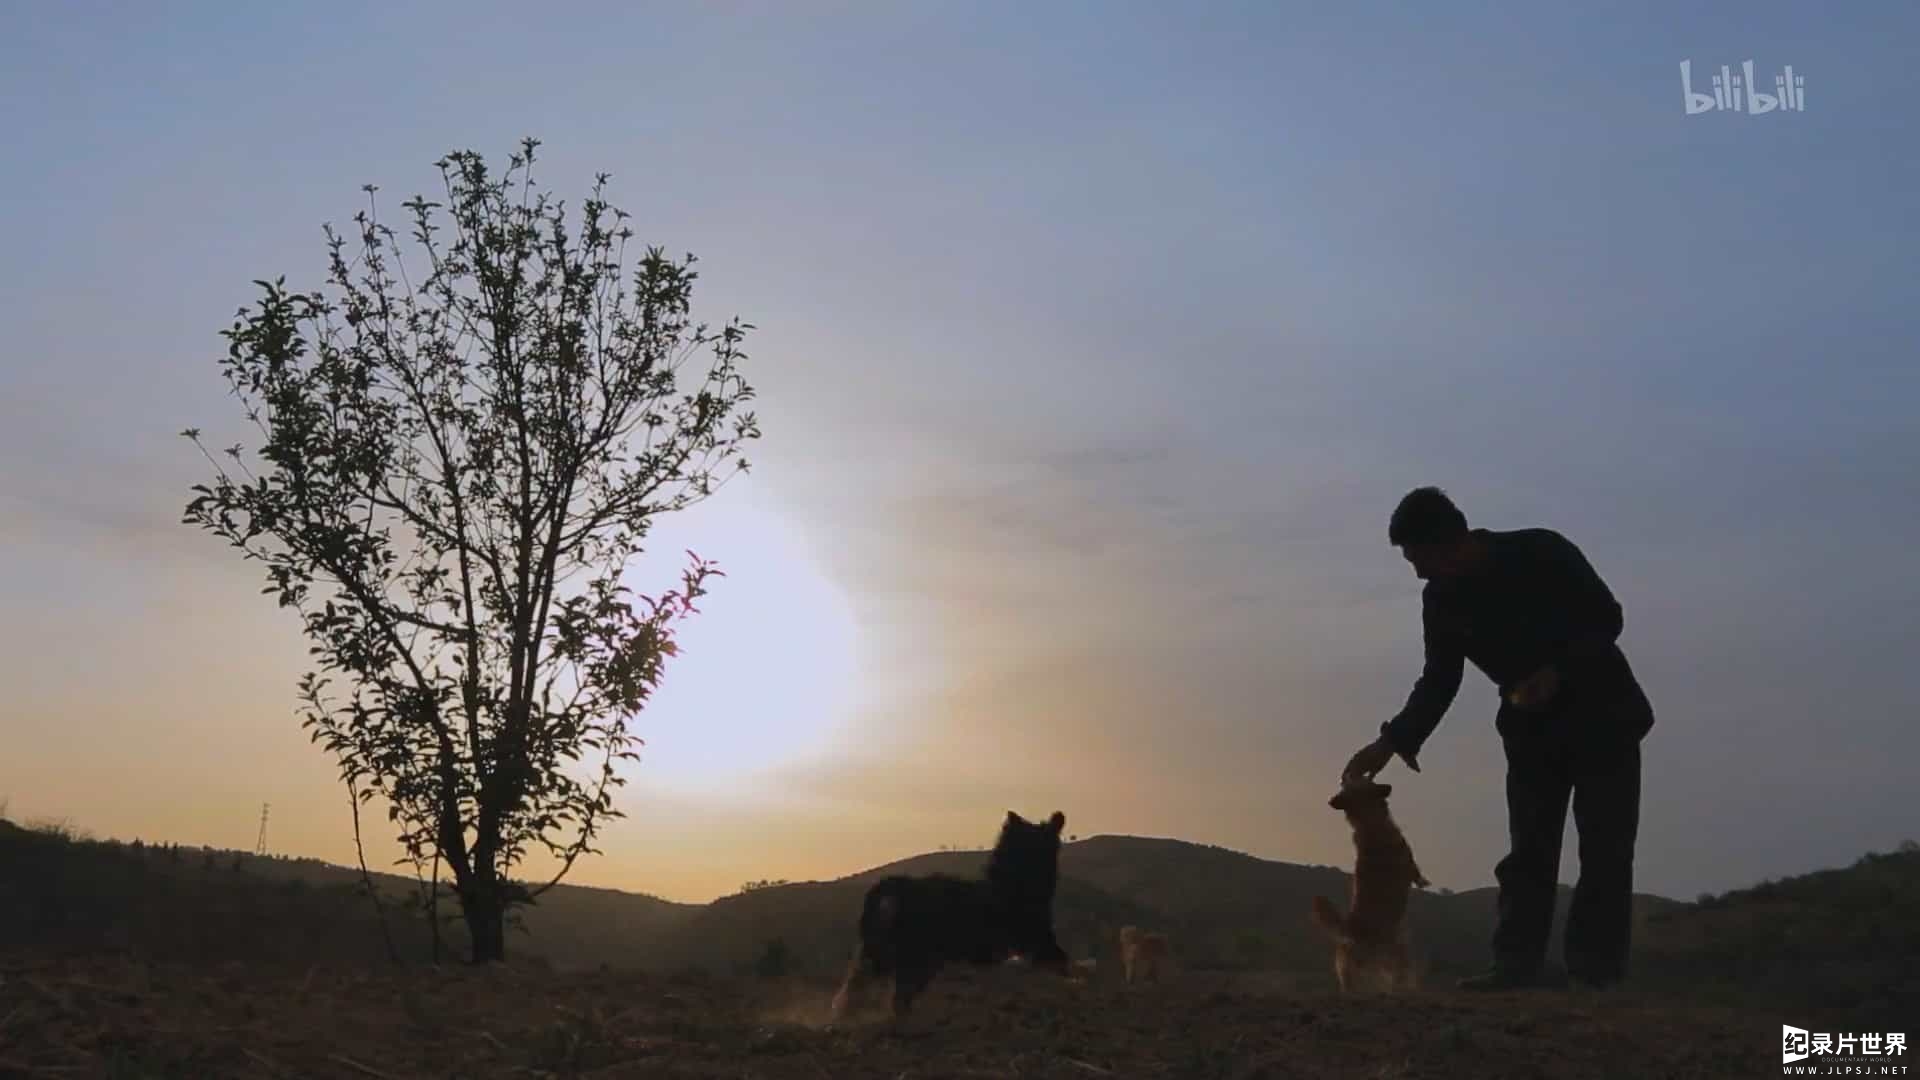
[{"left": 1381, "top": 528, "right": 1654, "bottom": 766}]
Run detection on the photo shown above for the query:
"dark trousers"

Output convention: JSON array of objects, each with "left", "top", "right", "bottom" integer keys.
[{"left": 1492, "top": 705, "right": 1645, "bottom": 983}]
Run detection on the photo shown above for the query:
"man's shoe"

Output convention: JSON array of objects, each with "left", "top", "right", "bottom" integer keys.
[{"left": 1456, "top": 969, "right": 1546, "bottom": 992}]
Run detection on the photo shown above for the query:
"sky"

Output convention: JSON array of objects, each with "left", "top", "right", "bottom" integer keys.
[{"left": 1, "top": 1, "right": 1916, "bottom": 905}]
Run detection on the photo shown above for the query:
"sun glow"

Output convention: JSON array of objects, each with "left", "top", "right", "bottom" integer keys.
[{"left": 620, "top": 499, "right": 861, "bottom": 793}]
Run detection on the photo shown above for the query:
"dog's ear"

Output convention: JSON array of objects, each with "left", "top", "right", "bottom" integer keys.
[
  {"left": 1047, "top": 810, "right": 1066, "bottom": 834},
  {"left": 1007, "top": 810, "right": 1026, "bottom": 827}
]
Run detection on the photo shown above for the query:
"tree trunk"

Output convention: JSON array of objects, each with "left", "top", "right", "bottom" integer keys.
[
  {"left": 464, "top": 888, "right": 507, "bottom": 964},
  {"left": 429, "top": 856, "right": 443, "bottom": 965}
]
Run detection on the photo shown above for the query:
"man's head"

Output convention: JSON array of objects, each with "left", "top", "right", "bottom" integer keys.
[{"left": 1389, "top": 486, "right": 1476, "bottom": 580}]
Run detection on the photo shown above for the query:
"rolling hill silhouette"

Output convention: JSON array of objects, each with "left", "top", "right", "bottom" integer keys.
[
  {"left": 1634, "top": 843, "right": 1920, "bottom": 1021},
  {"left": 0, "top": 816, "right": 1675, "bottom": 985},
  {"left": 8, "top": 811, "right": 1915, "bottom": 1024},
  {"left": 7, "top": 807, "right": 1917, "bottom": 1078},
  {"left": 658, "top": 835, "right": 1683, "bottom": 985}
]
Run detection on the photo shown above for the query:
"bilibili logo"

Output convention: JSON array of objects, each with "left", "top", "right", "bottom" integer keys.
[{"left": 1681, "top": 60, "right": 1806, "bottom": 115}]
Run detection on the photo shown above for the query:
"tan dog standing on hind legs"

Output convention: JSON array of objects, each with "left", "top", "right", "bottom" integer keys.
[{"left": 1311, "top": 778, "right": 1428, "bottom": 992}]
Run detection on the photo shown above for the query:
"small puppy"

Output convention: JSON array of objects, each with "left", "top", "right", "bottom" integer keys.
[
  {"left": 1310, "top": 779, "right": 1428, "bottom": 992},
  {"left": 1118, "top": 925, "right": 1171, "bottom": 985}
]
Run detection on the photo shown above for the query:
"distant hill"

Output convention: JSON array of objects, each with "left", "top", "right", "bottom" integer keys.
[
  {"left": 0, "top": 817, "right": 425, "bottom": 967},
  {"left": 0, "top": 813, "right": 1670, "bottom": 987},
  {"left": 784, "top": 835, "right": 1676, "bottom": 981},
  {"left": 0, "top": 816, "right": 697, "bottom": 971},
  {"left": 7, "top": 810, "right": 1913, "bottom": 1021},
  {"left": 1633, "top": 844, "right": 1920, "bottom": 1023}
]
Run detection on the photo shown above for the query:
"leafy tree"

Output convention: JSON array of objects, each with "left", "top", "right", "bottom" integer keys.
[{"left": 183, "top": 139, "right": 760, "bottom": 961}]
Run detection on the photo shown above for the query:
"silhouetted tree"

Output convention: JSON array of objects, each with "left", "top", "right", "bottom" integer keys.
[{"left": 183, "top": 139, "right": 759, "bottom": 962}]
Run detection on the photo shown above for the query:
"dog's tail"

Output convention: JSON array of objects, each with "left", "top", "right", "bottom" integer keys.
[
  {"left": 829, "top": 939, "right": 863, "bottom": 1021},
  {"left": 1310, "top": 895, "right": 1351, "bottom": 942},
  {"left": 831, "top": 886, "right": 902, "bottom": 1022}
]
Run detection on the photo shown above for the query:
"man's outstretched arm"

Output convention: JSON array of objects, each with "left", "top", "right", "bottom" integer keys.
[{"left": 1379, "top": 598, "right": 1466, "bottom": 771}]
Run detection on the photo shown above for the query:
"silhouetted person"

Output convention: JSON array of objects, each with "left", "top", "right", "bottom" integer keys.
[{"left": 1343, "top": 487, "right": 1655, "bottom": 990}]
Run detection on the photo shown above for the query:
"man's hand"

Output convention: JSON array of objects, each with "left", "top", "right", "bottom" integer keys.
[
  {"left": 1505, "top": 664, "right": 1561, "bottom": 710},
  {"left": 1342, "top": 735, "right": 1407, "bottom": 786}
]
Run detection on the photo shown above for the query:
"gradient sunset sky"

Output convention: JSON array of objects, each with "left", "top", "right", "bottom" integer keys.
[{"left": 2, "top": 1, "right": 1915, "bottom": 904}]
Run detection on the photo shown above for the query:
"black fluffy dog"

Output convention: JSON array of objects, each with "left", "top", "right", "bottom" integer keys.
[{"left": 830, "top": 810, "right": 1071, "bottom": 1021}]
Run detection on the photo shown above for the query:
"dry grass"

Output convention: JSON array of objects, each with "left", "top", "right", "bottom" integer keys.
[{"left": 0, "top": 952, "right": 1775, "bottom": 1079}]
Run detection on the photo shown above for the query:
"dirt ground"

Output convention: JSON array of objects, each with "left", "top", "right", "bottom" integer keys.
[{"left": 0, "top": 953, "right": 1779, "bottom": 1079}]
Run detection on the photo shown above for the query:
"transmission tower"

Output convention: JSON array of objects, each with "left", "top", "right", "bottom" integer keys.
[{"left": 254, "top": 802, "right": 270, "bottom": 856}]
